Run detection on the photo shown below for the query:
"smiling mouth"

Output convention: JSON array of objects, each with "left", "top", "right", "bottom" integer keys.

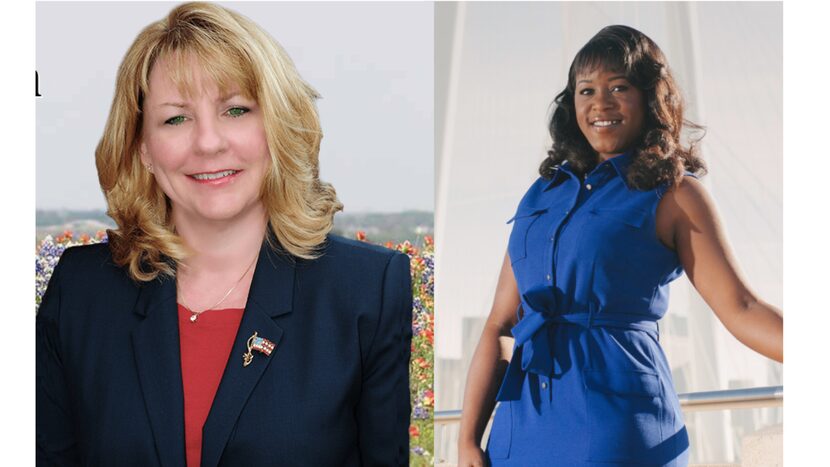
[
  {"left": 189, "top": 169, "right": 240, "bottom": 181},
  {"left": 591, "top": 120, "right": 622, "bottom": 127}
]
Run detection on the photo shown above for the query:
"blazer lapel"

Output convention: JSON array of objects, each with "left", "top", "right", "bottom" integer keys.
[
  {"left": 200, "top": 243, "right": 295, "bottom": 467},
  {"left": 131, "top": 275, "right": 186, "bottom": 467}
]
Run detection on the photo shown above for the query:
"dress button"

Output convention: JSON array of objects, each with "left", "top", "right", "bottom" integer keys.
[
  {"left": 546, "top": 274, "right": 551, "bottom": 281},
  {"left": 541, "top": 381, "right": 548, "bottom": 389},
  {"left": 586, "top": 183, "right": 592, "bottom": 190}
]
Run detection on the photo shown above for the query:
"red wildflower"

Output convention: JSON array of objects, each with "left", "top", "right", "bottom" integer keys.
[
  {"left": 423, "top": 390, "right": 434, "bottom": 406},
  {"left": 413, "top": 357, "right": 430, "bottom": 369}
]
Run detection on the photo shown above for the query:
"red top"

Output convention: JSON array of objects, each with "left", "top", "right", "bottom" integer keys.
[{"left": 177, "top": 304, "right": 245, "bottom": 467}]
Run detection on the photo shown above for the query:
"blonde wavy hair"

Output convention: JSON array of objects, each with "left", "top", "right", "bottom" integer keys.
[{"left": 96, "top": 2, "right": 343, "bottom": 282}]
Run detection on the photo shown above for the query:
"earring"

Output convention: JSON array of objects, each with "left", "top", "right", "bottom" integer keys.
[{"left": 145, "top": 163, "right": 153, "bottom": 173}]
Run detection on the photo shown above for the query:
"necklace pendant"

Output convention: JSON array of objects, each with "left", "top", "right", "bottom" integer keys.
[{"left": 190, "top": 313, "right": 198, "bottom": 323}]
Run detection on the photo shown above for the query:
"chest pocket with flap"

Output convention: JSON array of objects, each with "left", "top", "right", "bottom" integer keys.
[{"left": 507, "top": 207, "right": 548, "bottom": 263}]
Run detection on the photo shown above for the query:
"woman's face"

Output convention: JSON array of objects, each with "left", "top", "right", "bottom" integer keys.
[
  {"left": 574, "top": 67, "right": 645, "bottom": 162},
  {"left": 140, "top": 56, "right": 271, "bottom": 227}
]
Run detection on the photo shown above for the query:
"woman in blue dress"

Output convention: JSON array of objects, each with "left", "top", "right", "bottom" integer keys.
[{"left": 457, "top": 25, "right": 783, "bottom": 467}]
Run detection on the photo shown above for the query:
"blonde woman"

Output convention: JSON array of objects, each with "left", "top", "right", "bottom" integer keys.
[{"left": 36, "top": 3, "right": 412, "bottom": 466}]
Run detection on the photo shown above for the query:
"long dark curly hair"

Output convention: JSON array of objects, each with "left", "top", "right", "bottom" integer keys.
[{"left": 540, "top": 25, "right": 706, "bottom": 189}]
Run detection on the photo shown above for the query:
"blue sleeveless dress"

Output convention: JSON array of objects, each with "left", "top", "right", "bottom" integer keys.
[{"left": 486, "top": 151, "right": 690, "bottom": 466}]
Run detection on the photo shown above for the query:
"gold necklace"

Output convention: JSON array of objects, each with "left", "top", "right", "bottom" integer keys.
[{"left": 179, "top": 254, "right": 258, "bottom": 323}]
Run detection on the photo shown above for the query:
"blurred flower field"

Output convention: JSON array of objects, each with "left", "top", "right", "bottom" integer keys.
[{"left": 36, "top": 230, "right": 435, "bottom": 465}]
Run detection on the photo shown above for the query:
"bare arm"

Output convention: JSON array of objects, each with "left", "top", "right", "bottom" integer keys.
[
  {"left": 659, "top": 177, "right": 783, "bottom": 362},
  {"left": 457, "top": 252, "right": 522, "bottom": 465}
]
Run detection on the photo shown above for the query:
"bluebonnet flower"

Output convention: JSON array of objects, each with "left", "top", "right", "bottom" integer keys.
[
  {"left": 412, "top": 405, "right": 430, "bottom": 420},
  {"left": 411, "top": 319, "right": 423, "bottom": 336}
]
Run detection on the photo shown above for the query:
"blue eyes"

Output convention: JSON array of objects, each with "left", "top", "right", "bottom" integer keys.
[{"left": 163, "top": 107, "right": 251, "bottom": 126}]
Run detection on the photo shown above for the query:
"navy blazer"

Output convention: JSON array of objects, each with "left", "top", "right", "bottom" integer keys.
[{"left": 36, "top": 235, "right": 412, "bottom": 466}]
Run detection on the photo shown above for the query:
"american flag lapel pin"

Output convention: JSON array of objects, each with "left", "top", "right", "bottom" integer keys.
[{"left": 243, "top": 331, "right": 276, "bottom": 367}]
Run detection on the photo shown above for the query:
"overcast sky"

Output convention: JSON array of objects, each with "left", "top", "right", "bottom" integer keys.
[{"left": 36, "top": 2, "right": 434, "bottom": 213}]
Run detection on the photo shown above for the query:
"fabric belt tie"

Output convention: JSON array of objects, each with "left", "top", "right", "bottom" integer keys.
[{"left": 495, "top": 287, "right": 658, "bottom": 402}]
